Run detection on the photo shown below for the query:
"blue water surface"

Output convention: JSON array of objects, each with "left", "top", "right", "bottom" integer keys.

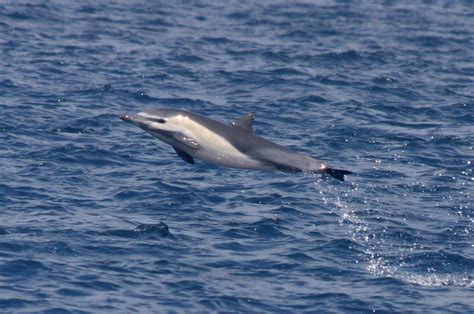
[{"left": 1, "top": 0, "right": 473, "bottom": 312}]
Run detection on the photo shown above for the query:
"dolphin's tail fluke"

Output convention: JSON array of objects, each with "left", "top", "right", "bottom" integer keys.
[{"left": 324, "top": 168, "right": 353, "bottom": 181}]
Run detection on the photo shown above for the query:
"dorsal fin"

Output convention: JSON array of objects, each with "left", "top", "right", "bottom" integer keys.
[{"left": 230, "top": 113, "right": 256, "bottom": 132}]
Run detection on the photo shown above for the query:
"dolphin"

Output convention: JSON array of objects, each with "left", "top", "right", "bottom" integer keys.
[{"left": 120, "top": 108, "right": 352, "bottom": 181}]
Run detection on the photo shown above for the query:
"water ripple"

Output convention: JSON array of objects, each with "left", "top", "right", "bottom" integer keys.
[{"left": 1, "top": 1, "right": 473, "bottom": 312}]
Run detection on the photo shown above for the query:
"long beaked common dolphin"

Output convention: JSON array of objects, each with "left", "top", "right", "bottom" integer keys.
[{"left": 120, "top": 108, "right": 352, "bottom": 181}]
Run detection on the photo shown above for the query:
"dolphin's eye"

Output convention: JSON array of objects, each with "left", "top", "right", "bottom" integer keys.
[{"left": 149, "top": 118, "right": 166, "bottom": 124}]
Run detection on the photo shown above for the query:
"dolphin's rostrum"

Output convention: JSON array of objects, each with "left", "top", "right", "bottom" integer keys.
[{"left": 120, "top": 108, "right": 352, "bottom": 181}]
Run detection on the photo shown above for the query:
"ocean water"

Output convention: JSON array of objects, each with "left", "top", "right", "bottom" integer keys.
[{"left": 1, "top": 0, "right": 473, "bottom": 312}]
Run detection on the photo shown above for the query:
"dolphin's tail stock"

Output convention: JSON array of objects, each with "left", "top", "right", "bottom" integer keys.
[{"left": 324, "top": 168, "right": 353, "bottom": 181}]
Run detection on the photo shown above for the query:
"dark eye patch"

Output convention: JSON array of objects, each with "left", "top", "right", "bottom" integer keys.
[{"left": 149, "top": 118, "right": 166, "bottom": 124}]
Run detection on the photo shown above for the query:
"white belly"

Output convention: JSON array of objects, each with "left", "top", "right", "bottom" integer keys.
[
  {"left": 175, "top": 116, "right": 266, "bottom": 170},
  {"left": 192, "top": 145, "right": 266, "bottom": 169}
]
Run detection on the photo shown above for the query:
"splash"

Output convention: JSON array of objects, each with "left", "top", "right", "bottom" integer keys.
[{"left": 317, "top": 178, "right": 474, "bottom": 288}]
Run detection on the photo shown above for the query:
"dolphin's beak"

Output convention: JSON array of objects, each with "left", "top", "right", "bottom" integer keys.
[
  {"left": 120, "top": 114, "right": 151, "bottom": 129},
  {"left": 120, "top": 114, "right": 134, "bottom": 122}
]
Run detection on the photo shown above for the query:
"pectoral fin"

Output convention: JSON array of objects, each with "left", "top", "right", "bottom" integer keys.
[
  {"left": 171, "top": 134, "right": 203, "bottom": 150},
  {"left": 182, "top": 136, "right": 203, "bottom": 150},
  {"left": 173, "top": 147, "right": 195, "bottom": 164}
]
